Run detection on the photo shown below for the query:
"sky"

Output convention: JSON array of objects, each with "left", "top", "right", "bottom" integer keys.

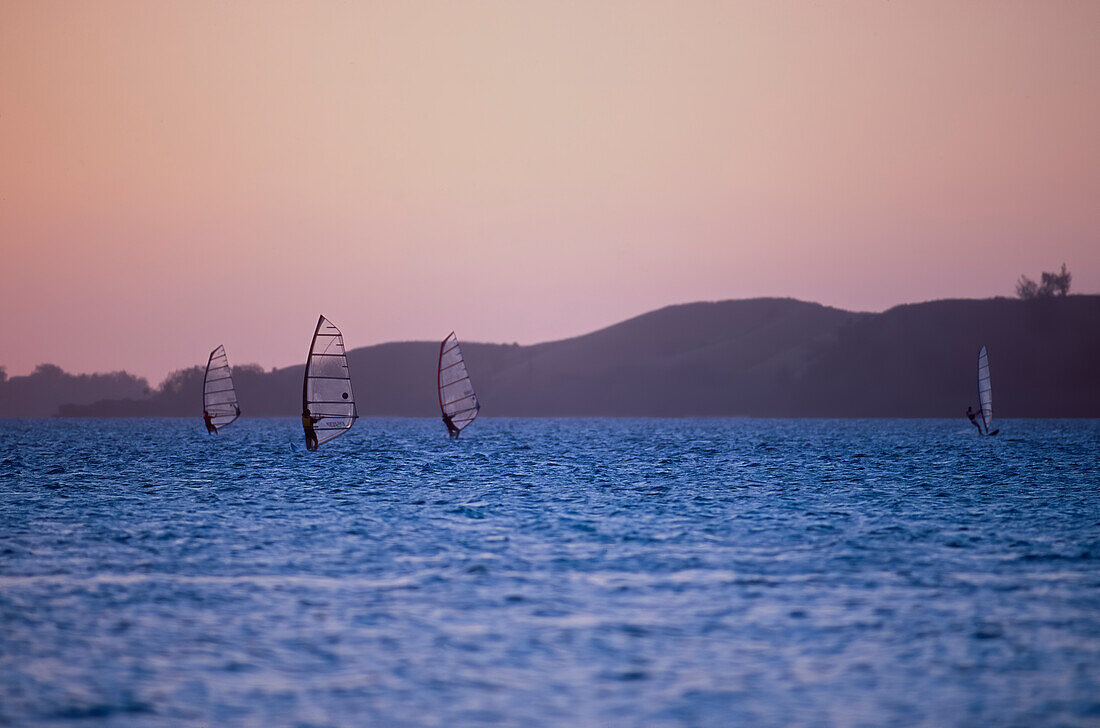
[{"left": 2, "top": 0, "right": 1098, "bottom": 383}]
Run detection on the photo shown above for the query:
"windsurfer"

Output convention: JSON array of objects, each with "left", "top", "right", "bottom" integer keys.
[
  {"left": 966, "top": 406, "right": 984, "bottom": 435},
  {"left": 442, "top": 413, "right": 460, "bottom": 438},
  {"left": 302, "top": 408, "right": 322, "bottom": 451},
  {"left": 203, "top": 410, "right": 218, "bottom": 435}
]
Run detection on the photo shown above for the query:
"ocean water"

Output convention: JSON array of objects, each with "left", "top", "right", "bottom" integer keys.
[{"left": 1, "top": 418, "right": 1098, "bottom": 727}]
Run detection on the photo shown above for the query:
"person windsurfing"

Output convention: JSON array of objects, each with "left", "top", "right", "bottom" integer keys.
[
  {"left": 302, "top": 408, "right": 321, "bottom": 451},
  {"left": 442, "top": 413, "right": 461, "bottom": 439},
  {"left": 966, "top": 406, "right": 984, "bottom": 435},
  {"left": 203, "top": 410, "right": 218, "bottom": 435}
]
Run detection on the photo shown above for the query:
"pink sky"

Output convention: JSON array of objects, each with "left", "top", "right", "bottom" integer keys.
[{"left": 2, "top": 0, "right": 1098, "bottom": 383}]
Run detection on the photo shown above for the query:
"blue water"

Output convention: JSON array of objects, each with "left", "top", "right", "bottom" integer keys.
[{"left": 1, "top": 418, "right": 1098, "bottom": 727}]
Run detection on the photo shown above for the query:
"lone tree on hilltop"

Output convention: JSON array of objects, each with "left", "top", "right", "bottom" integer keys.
[{"left": 1016, "top": 263, "right": 1071, "bottom": 299}]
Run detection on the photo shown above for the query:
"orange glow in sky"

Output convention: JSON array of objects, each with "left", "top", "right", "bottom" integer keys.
[{"left": 2, "top": 0, "right": 1098, "bottom": 381}]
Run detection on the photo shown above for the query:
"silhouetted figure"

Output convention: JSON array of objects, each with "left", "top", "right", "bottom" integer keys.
[
  {"left": 442, "top": 413, "right": 460, "bottom": 438},
  {"left": 302, "top": 409, "right": 321, "bottom": 451},
  {"left": 203, "top": 410, "right": 218, "bottom": 435},
  {"left": 966, "top": 406, "right": 984, "bottom": 436}
]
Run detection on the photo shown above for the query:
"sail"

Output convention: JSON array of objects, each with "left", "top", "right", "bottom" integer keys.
[
  {"left": 977, "top": 345, "right": 993, "bottom": 432},
  {"left": 203, "top": 345, "right": 240, "bottom": 429},
  {"left": 438, "top": 332, "right": 480, "bottom": 432},
  {"left": 302, "top": 315, "right": 358, "bottom": 447}
]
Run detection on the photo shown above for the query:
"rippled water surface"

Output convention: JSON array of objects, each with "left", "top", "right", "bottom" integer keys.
[{"left": 1, "top": 418, "right": 1098, "bottom": 727}]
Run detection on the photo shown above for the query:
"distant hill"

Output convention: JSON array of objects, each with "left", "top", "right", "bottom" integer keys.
[
  {"left": 22, "top": 295, "right": 1100, "bottom": 418},
  {"left": 797, "top": 296, "right": 1100, "bottom": 417}
]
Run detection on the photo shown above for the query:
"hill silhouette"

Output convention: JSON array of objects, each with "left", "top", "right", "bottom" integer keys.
[
  {"left": 15, "top": 295, "right": 1100, "bottom": 418},
  {"left": 0, "top": 365, "right": 149, "bottom": 418}
]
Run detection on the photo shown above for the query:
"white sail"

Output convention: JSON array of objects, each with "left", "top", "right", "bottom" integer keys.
[
  {"left": 203, "top": 345, "right": 240, "bottom": 429},
  {"left": 438, "top": 332, "right": 480, "bottom": 432},
  {"left": 977, "top": 345, "right": 993, "bottom": 432},
  {"left": 303, "top": 315, "right": 357, "bottom": 447}
]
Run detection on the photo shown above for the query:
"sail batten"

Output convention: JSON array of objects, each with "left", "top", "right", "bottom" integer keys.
[
  {"left": 203, "top": 345, "right": 240, "bottom": 429},
  {"left": 302, "top": 315, "right": 357, "bottom": 448},
  {"left": 438, "top": 332, "right": 480, "bottom": 433},
  {"left": 977, "top": 345, "right": 993, "bottom": 432}
]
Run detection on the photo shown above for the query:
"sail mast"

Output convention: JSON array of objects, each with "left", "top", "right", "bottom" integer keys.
[
  {"left": 438, "top": 332, "right": 481, "bottom": 433},
  {"left": 977, "top": 345, "right": 993, "bottom": 432},
  {"left": 302, "top": 316, "right": 322, "bottom": 417},
  {"left": 202, "top": 345, "right": 240, "bottom": 429},
  {"left": 302, "top": 315, "right": 358, "bottom": 448}
]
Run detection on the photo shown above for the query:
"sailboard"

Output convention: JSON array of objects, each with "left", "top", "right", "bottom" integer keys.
[
  {"left": 202, "top": 345, "right": 240, "bottom": 431},
  {"left": 438, "top": 332, "right": 480, "bottom": 435},
  {"left": 302, "top": 315, "right": 358, "bottom": 448},
  {"left": 977, "top": 345, "right": 998, "bottom": 435}
]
